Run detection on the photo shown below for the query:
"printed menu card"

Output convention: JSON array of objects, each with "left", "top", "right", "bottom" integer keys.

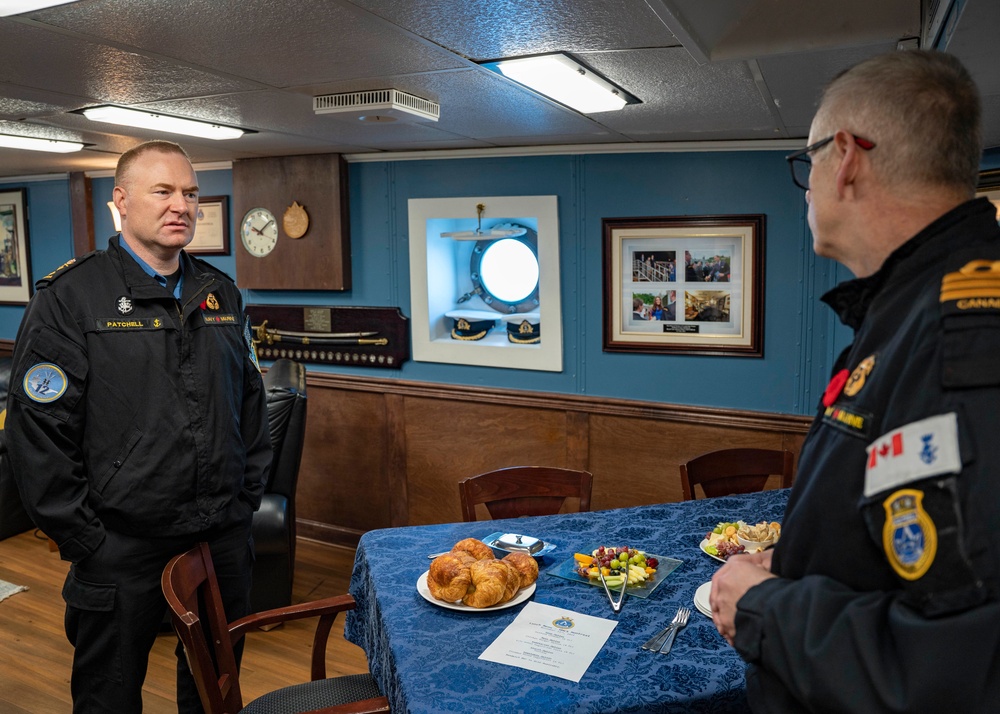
[{"left": 479, "top": 601, "right": 617, "bottom": 682}]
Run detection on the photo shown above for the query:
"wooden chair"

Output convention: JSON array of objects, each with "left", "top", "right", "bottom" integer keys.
[
  {"left": 458, "top": 466, "right": 593, "bottom": 522},
  {"left": 161, "top": 542, "right": 389, "bottom": 714},
  {"left": 680, "top": 448, "right": 794, "bottom": 501}
]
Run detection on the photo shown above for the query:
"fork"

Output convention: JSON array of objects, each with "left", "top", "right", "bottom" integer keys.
[
  {"left": 657, "top": 607, "right": 690, "bottom": 655},
  {"left": 641, "top": 607, "right": 685, "bottom": 651}
]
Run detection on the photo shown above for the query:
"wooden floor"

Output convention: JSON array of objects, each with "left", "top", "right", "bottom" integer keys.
[{"left": 0, "top": 529, "right": 372, "bottom": 713}]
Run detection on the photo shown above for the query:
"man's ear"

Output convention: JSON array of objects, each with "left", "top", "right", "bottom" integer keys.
[
  {"left": 112, "top": 186, "right": 126, "bottom": 221},
  {"left": 833, "top": 131, "right": 865, "bottom": 199}
]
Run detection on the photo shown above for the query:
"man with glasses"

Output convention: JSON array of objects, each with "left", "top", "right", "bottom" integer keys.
[{"left": 711, "top": 50, "right": 1000, "bottom": 712}]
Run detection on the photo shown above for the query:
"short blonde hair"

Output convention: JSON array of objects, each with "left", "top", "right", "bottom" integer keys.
[{"left": 115, "top": 140, "right": 192, "bottom": 189}]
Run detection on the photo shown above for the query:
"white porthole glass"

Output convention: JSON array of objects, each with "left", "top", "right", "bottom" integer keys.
[{"left": 479, "top": 238, "right": 539, "bottom": 305}]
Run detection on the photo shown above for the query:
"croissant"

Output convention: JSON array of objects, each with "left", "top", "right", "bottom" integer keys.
[
  {"left": 497, "top": 560, "right": 521, "bottom": 602},
  {"left": 502, "top": 552, "right": 539, "bottom": 588},
  {"left": 427, "top": 551, "right": 476, "bottom": 602},
  {"left": 462, "top": 559, "right": 512, "bottom": 608},
  {"left": 451, "top": 537, "right": 494, "bottom": 561}
]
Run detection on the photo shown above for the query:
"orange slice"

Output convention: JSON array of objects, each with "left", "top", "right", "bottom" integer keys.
[{"left": 574, "top": 553, "right": 594, "bottom": 566}]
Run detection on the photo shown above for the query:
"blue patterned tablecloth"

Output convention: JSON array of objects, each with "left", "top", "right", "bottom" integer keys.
[{"left": 345, "top": 489, "right": 789, "bottom": 714}]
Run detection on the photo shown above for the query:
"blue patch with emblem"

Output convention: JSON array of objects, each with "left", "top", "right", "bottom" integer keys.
[
  {"left": 882, "top": 489, "right": 937, "bottom": 581},
  {"left": 23, "top": 363, "right": 68, "bottom": 403}
]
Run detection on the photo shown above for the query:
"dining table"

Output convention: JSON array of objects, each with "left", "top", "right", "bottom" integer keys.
[{"left": 344, "top": 488, "right": 789, "bottom": 714}]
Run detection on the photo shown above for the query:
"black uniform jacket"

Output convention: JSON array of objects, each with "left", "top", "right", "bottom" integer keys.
[
  {"left": 6, "top": 236, "right": 271, "bottom": 563},
  {"left": 735, "top": 199, "right": 1000, "bottom": 713}
]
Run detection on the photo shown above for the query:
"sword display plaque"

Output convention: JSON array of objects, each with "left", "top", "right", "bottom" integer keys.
[{"left": 247, "top": 305, "right": 409, "bottom": 369}]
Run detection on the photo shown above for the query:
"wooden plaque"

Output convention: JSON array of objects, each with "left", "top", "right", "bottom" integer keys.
[
  {"left": 247, "top": 305, "right": 409, "bottom": 370},
  {"left": 233, "top": 154, "right": 350, "bottom": 290}
]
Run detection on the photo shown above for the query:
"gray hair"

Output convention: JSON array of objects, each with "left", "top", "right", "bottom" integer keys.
[{"left": 816, "top": 50, "right": 981, "bottom": 195}]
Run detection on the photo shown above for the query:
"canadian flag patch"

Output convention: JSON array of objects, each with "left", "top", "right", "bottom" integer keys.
[{"left": 863, "top": 413, "right": 961, "bottom": 497}]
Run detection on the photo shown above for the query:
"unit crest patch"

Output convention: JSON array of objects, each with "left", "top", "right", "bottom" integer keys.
[
  {"left": 882, "top": 489, "right": 937, "bottom": 581},
  {"left": 23, "top": 363, "right": 68, "bottom": 403}
]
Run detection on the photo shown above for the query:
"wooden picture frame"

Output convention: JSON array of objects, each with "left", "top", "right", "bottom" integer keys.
[
  {"left": 187, "top": 195, "right": 229, "bottom": 255},
  {"left": 0, "top": 187, "right": 32, "bottom": 305},
  {"left": 602, "top": 214, "right": 765, "bottom": 357}
]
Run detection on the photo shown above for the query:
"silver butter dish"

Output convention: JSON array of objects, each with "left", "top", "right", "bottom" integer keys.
[{"left": 483, "top": 531, "right": 558, "bottom": 558}]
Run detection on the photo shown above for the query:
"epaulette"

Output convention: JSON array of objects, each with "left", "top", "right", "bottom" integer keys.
[
  {"left": 939, "top": 258, "right": 1000, "bottom": 316},
  {"left": 940, "top": 256, "right": 1000, "bottom": 389},
  {"left": 35, "top": 251, "right": 98, "bottom": 288}
]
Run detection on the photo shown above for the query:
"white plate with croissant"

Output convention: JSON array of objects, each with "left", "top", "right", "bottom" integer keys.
[
  {"left": 418, "top": 538, "right": 539, "bottom": 611},
  {"left": 417, "top": 571, "right": 536, "bottom": 611}
]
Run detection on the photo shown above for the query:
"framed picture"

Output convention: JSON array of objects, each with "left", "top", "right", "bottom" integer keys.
[
  {"left": 0, "top": 188, "right": 32, "bottom": 305},
  {"left": 977, "top": 169, "right": 1000, "bottom": 221},
  {"left": 603, "top": 214, "right": 765, "bottom": 357},
  {"left": 187, "top": 195, "right": 229, "bottom": 255}
]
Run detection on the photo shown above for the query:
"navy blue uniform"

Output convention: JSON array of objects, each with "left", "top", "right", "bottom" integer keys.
[
  {"left": 7, "top": 236, "right": 271, "bottom": 712},
  {"left": 735, "top": 198, "right": 1000, "bottom": 713}
]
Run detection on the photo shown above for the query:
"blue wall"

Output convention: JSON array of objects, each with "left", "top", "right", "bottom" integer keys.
[{"left": 5, "top": 146, "right": 1000, "bottom": 416}]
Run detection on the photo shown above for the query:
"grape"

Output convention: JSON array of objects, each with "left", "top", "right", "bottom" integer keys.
[{"left": 716, "top": 541, "right": 746, "bottom": 559}]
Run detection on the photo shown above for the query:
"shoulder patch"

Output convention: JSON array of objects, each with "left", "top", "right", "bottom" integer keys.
[
  {"left": 23, "top": 362, "right": 68, "bottom": 403},
  {"left": 882, "top": 489, "right": 937, "bottom": 581},
  {"left": 36, "top": 252, "right": 97, "bottom": 288},
  {"left": 864, "top": 413, "right": 961, "bottom": 497}
]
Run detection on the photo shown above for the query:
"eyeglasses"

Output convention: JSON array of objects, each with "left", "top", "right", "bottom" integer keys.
[{"left": 785, "top": 134, "right": 876, "bottom": 191}]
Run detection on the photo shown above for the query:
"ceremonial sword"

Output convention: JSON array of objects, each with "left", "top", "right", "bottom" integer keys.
[{"left": 253, "top": 323, "right": 388, "bottom": 347}]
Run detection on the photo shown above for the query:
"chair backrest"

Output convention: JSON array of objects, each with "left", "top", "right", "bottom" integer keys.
[
  {"left": 458, "top": 466, "right": 593, "bottom": 522},
  {"left": 680, "top": 448, "right": 794, "bottom": 500},
  {"left": 162, "top": 542, "right": 245, "bottom": 713},
  {"left": 264, "top": 359, "right": 308, "bottom": 500}
]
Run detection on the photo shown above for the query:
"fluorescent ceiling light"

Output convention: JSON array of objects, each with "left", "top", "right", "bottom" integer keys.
[
  {"left": 482, "top": 53, "right": 638, "bottom": 114},
  {"left": 81, "top": 105, "right": 245, "bottom": 140},
  {"left": 0, "top": 133, "right": 83, "bottom": 153},
  {"left": 0, "top": 0, "right": 79, "bottom": 16}
]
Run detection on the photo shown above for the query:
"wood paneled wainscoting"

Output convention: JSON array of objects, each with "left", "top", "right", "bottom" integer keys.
[
  {"left": 0, "top": 338, "right": 812, "bottom": 550},
  {"left": 298, "top": 372, "right": 813, "bottom": 548}
]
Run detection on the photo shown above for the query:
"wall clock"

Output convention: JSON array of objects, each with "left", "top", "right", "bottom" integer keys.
[{"left": 240, "top": 207, "right": 278, "bottom": 257}]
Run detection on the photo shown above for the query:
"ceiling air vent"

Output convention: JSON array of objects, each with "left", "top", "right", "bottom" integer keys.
[{"left": 313, "top": 89, "right": 440, "bottom": 122}]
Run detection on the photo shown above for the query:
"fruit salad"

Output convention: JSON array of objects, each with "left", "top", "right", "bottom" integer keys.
[{"left": 573, "top": 546, "right": 659, "bottom": 588}]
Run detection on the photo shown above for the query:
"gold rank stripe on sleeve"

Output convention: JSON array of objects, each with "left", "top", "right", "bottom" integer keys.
[{"left": 939, "top": 259, "right": 1000, "bottom": 302}]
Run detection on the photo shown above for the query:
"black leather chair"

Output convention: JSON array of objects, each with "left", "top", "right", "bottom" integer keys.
[
  {"left": 0, "top": 357, "right": 35, "bottom": 541},
  {"left": 251, "top": 359, "right": 308, "bottom": 613}
]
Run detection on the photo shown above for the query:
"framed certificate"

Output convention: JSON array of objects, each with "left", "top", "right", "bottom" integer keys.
[{"left": 187, "top": 195, "right": 229, "bottom": 255}]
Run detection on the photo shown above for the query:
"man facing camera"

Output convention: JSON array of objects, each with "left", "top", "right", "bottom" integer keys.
[
  {"left": 7, "top": 140, "right": 271, "bottom": 712},
  {"left": 711, "top": 50, "right": 1000, "bottom": 712}
]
